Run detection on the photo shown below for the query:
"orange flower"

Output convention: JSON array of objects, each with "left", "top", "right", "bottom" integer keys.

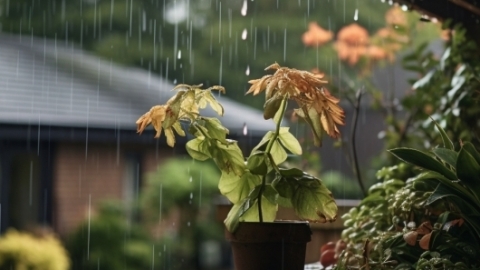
[
  {"left": 366, "top": 45, "right": 387, "bottom": 60},
  {"left": 302, "top": 22, "right": 333, "bottom": 47},
  {"left": 334, "top": 23, "right": 369, "bottom": 65},
  {"left": 385, "top": 6, "right": 407, "bottom": 26},
  {"left": 247, "top": 63, "right": 345, "bottom": 143},
  {"left": 337, "top": 23, "right": 369, "bottom": 46}
]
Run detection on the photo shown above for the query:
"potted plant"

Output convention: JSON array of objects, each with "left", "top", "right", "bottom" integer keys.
[
  {"left": 136, "top": 62, "right": 345, "bottom": 269},
  {"left": 334, "top": 122, "right": 480, "bottom": 269}
]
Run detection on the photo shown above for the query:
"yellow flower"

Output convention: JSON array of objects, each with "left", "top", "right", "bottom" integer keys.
[{"left": 247, "top": 63, "right": 345, "bottom": 145}]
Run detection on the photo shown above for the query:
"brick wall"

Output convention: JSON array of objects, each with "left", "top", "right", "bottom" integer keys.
[{"left": 53, "top": 141, "right": 174, "bottom": 236}]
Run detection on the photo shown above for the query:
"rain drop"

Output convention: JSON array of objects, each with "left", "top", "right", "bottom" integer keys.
[
  {"left": 177, "top": 50, "right": 182, "bottom": 59},
  {"left": 245, "top": 65, "right": 250, "bottom": 76},
  {"left": 243, "top": 123, "right": 248, "bottom": 135},
  {"left": 190, "top": 192, "right": 193, "bottom": 199},
  {"left": 241, "top": 28, "right": 248, "bottom": 40},
  {"left": 189, "top": 176, "right": 193, "bottom": 182},
  {"left": 401, "top": 5, "right": 408, "bottom": 11},
  {"left": 187, "top": 222, "right": 191, "bottom": 227},
  {"left": 353, "top": 9, "right": 358, "bottom": 21},
  {"left": 241, "top": 0, "right": 248, "bottom": 16},
  {"left": 173, "top": 79, "right": 177, "bottom": 84}
]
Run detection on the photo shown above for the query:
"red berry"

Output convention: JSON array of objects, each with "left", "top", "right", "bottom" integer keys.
[
  {"left": 320, "top": 249, "right": 337, "bottom": 267},
  {"left": 320, "top": 241, "right": 336, "bottom": 255}
]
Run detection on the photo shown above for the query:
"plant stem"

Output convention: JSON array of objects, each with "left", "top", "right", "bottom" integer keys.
[
  {"left": 257, "top": 97, "right": 288, "bottom": 222},
  {"left": 351, "top": 88, "right": 367, "bottom": 198}
]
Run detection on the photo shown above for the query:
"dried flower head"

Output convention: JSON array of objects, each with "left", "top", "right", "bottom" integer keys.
[
  {"left": 302, "top": 22, "right": 334, "bottom": 47},
  {"left": 247, "top": 63, "right": 345, "bottom": 146}
]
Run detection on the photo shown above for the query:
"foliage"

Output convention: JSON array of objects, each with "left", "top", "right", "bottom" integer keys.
[
  {"left": 136, "top": 65, "right": 345, "bottom": 232},
  {"left": 381, "top": 21, "right": 480, "bottom": 161},
  {"left": 0, "top": 228, "right": 70, "bottom": 270},
  {"left": 67, "top": 201, "right": 159, "bottom": 270},
  {"left": 139, "top": 158, "right": 225, "bottom": 269},
  {"left": 141, "top": 158, "right": 220, "bottom": 219},
  {"left": 336, "top": 123, "right": 480, "bottom": 269}
]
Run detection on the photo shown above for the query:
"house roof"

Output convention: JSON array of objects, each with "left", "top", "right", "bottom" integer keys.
[{"left": 0, "top": 33, "right": 273, "bottom": 137}]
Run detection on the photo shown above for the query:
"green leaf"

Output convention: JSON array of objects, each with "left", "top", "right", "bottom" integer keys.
[
  {"left": 218, "top": 171, "right": 261, "bottom": 204},
  {"left": 291, "top": 175, "right": 337, "bottom": 222},
  {"left": 251, "top": 131, "right": 274, "bottom": 154},
  {"left": 202, "top": 117, "right": 229, "bottom": 143},
  {"left": 240, "top": 195, "right": 277, "bottom": 222},
  {"left": 294, "top": 106, "right": 323, "bottom": 147},
  {"left": 456, "top": 145, "right": 480, "bottom": 199},
  {"left": 272, "top": 176, "right": 294, "bottom": 200},
  {"left": 263, "top": 184, "right": 279, "bottom": 205},
  {"left": 432, "top": 118, "right": 454, "bottom": 150},
  {"left": 211, "top": 140, "right": 246, "bottom": 176},
  {"left": 185, "top": 138, "right": 210, "bottom": 161},
  {"left": 263, "top": 96, "right": 283, "bottom": 120},
  {"left": 270, "top": 140, "right": 288, "bottom": 165},
  {"left": 413, "top": 171, "right": 479, "bottom": 206},
  {"left": 412, "top": 69, "right": 435, "bottom": 90},
  {"left": 279, "top": 168, "right": 304, "bottom": 177},
  {"left": 172, "top": 121, "right": 186, "bottom": 137},
  {"left": 200, "top": 90, "right": 224, "bottom": 116},
  {"left": 432, "top": 148, "right": 458, "bottom": 167},
  {"left": 246, "top": 152, "right": 268, "bottom": 175},
  {"left": 463, "top": 142, "right": 480, "bottom": 165},
  {"left": 278, "top": 127, "right": 302, "bottom": 155},
  {"left": 389, "top": 148, "right": 457, "bottom": 180},
  {"left": 224, "top": 199, "right": 251, "bottom": 232}
]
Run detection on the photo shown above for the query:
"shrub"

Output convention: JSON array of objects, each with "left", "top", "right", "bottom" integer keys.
[{"left": 0, "top": 228, "right": 70, "bottom": 270}]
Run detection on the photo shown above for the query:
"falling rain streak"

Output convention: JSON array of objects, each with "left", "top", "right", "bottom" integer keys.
[{"left": 241, "top": 0, "right": 248, "bottom": 16}]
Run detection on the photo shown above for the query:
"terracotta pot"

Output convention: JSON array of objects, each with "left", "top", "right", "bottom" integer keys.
[{"left": 225, "top": 221, "right": 312, "bottom": 270}]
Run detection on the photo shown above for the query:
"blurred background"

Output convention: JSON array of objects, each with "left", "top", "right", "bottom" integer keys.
[{"left": 0, "top": 0, "right": 450, "bottom": 269}]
